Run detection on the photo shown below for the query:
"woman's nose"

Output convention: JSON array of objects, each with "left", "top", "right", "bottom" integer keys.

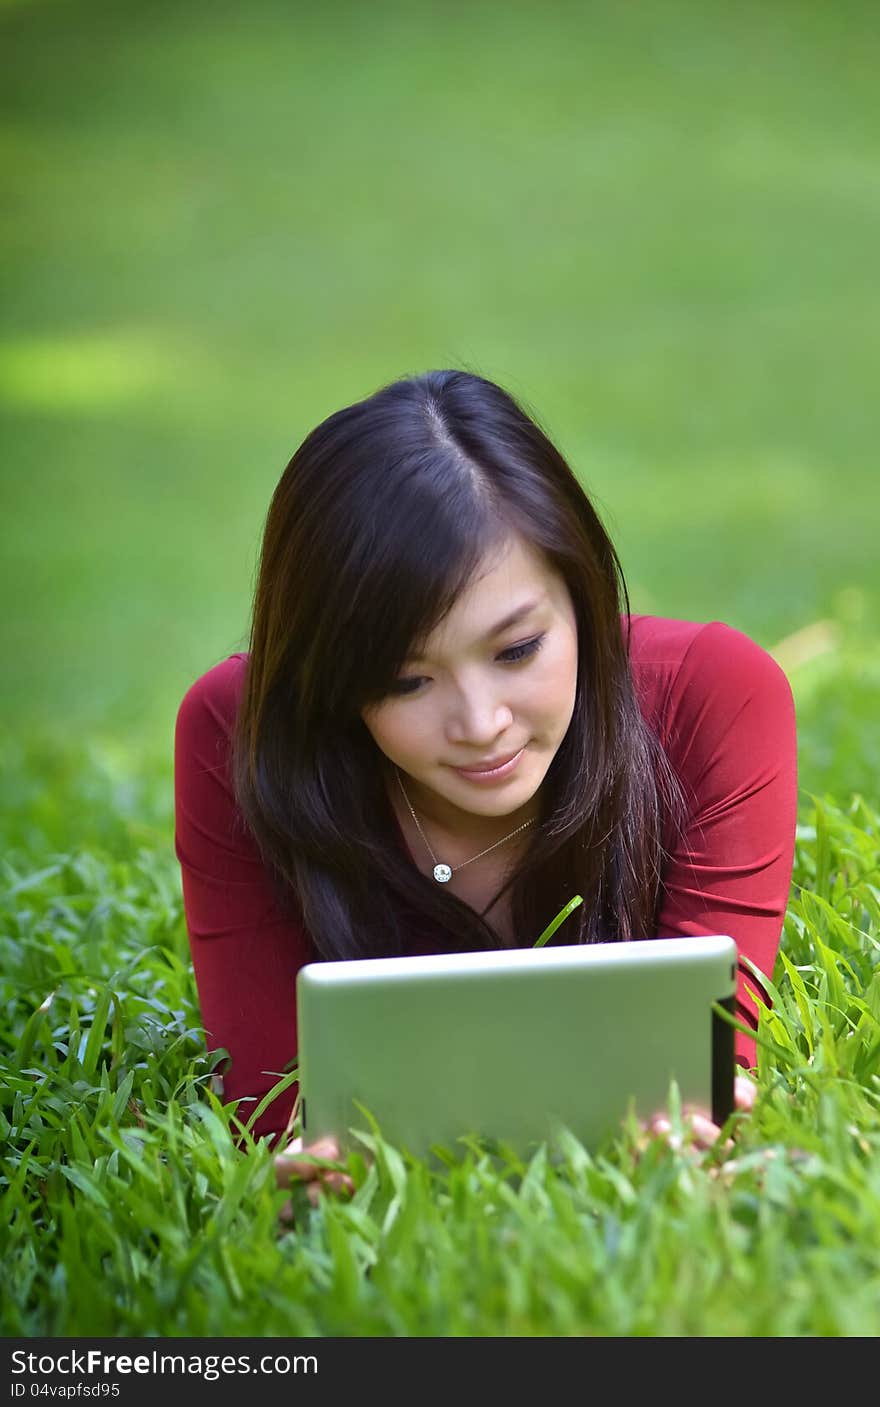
[{"left": 446, "top": 690, "right": 514, "bottom": 744}]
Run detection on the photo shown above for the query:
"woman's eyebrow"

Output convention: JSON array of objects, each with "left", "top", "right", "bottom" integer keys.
[{"left": 409, "top": 596, "right": 546, "bottom": 662}]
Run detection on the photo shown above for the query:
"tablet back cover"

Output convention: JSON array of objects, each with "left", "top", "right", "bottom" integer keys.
[{"left": 297, "top": 934, "right": 737, "bottom": 1161}]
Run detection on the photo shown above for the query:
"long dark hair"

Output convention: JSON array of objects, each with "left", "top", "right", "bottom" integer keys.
[{"left": 231, "top": 369, "right": 689, "bottom": 960}]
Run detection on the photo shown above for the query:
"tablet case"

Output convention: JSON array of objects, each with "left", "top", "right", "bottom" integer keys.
[{"left": 296, "top": 934, "right": 737, "bottom": 1162}]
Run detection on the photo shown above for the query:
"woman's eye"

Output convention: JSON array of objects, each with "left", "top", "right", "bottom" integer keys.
[
  {"left": 389, "top": 633, "right": 545, "bottom": 697},
  {"left": 500, "top": 634, "right": 545, "bottom": 665}
]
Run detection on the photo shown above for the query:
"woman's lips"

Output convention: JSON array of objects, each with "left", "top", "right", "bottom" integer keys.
[{"left": 452, "top": 747, "right": 526, "bottom": 784}]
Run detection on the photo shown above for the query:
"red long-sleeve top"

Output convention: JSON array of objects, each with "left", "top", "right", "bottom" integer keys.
[{"left": 173, "top": 615, "right": 798, "bottom": 1143}]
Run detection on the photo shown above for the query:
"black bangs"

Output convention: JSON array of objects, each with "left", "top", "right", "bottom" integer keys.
[{"left": 328, "top": 483, "right": 515, "bottom": 721}]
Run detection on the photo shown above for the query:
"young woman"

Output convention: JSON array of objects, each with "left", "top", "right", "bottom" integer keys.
[{"left": 174, "top": 368, "right": 798, "bottom": 1206}]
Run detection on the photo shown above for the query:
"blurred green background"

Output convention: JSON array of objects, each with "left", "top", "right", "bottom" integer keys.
[{"left": 2, "top": 0, "right": 878, "bottom": 807}]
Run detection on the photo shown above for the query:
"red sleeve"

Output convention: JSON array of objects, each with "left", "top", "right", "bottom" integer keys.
[
  {"left": 173, "top": 656, "right": 313, "bottom": 1145},
  {"left": 653, "top": 622, "right": 798, "bottom": 1069}
]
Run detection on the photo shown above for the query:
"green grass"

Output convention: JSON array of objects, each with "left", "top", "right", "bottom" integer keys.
[
  {"left": 2, "top": 625, "right": 879, "bottom": 1335},
  {"left": 2, "top": 0, "right": 880, "bottom": 1337}
]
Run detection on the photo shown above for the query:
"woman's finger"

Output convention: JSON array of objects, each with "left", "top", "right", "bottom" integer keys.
[
  {"left": 274, "top": 1135, "right": 342, "bottom": 1186},
  {"left": 734, "top": 1074, "right": 757, "bottom": 1111},
  {"left": 639, "top": 1078, "right": 757, "bottom": 1157},
  {"left": 644, "top": 1110, "right": 724, "bottom": 1151},
  {"left": 645, "top": 1115, "right": 682, "bottom": 1150},
  {"left": 323, "top": 1170, "right": 355, "bottom": 1196},
  {"left": 685, "top": 1112, "right": 723, "bottom": 1148}
]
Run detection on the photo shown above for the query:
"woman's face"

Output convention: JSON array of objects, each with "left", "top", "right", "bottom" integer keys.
[{"left": 360, "top": 532, "right": 579, "bottom": 838}]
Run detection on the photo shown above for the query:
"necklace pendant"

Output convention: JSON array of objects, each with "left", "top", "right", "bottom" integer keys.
[{"left": 433, "top": 863, "right": 453, "bottom": 883}]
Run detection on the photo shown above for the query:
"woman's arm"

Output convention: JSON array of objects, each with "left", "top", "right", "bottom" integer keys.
[
  {"left": 653, "top": 621, "right": 799, "bottom": 1069},
  {"left": 174, "top": 655, "right": 312, "bottom": 1144}
]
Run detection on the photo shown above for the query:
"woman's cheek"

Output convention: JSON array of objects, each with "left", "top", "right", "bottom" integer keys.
[{"left": 386, "top": 705, "right": 435, "bottom": 760}]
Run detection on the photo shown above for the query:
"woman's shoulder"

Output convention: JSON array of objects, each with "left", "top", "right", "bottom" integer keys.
[
  {"left": 625, "top": 612, "right": 787, "bottom": 676},
  {"left": 623, "top": 613, "right": 793, "bottom": 739},
  {"left": 173, "top": 652, "right": 259, "bottom": 863},
  {"left": 175, "top": 651, "right": 250, "bottom": 740}
]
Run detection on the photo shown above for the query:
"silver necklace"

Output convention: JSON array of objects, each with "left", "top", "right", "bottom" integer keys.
[{"left": 394, "top": 765, "right": 534, "bottom": 883}]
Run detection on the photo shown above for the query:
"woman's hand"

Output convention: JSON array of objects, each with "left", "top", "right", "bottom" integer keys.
[
  {"left": 274, "top": 1134, "right": 355, "bottom": 1222},
  {"left": 643, "top": 1074, "right": 757, "bottom": 1152}
]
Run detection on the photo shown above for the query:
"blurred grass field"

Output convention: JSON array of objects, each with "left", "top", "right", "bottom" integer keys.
[
  {"left": 1, "top": 0, "right": 878, "bottom": 777},
  {"left": 2, "top": 0, "right": 880, "bottom": 1338}
]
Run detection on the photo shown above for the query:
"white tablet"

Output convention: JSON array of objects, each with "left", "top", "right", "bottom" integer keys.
[{"left": 296, "top": 934, "right": 737, "bottom": 1163}]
